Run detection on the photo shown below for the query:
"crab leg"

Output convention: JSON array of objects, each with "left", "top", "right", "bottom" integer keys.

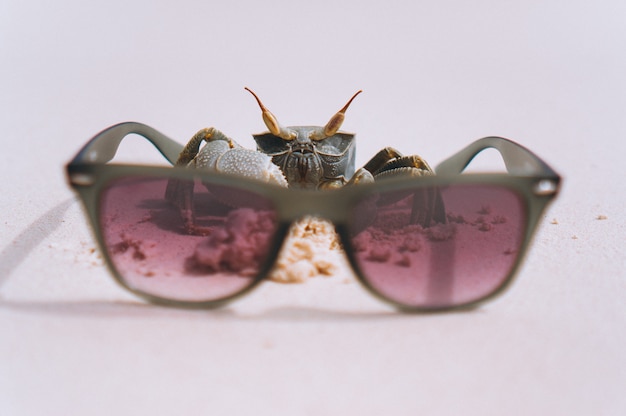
[{"left": 359, "top": 148, "right": 447, "bottom": 227}]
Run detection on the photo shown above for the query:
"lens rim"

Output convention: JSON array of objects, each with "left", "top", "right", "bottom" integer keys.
[
  {"left": 73, "top": 165, "right": 290, "bottom": 308},
  {"left": 336, "top": 176, "right": 554, "bottom": 312}
]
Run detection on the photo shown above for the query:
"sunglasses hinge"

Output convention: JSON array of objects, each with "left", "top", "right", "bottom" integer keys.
[
  {"left": 532, "top": 179, "right": 559, "bottom": 196},
  {"left": 69, "top": 172, "right": 96, "bottom": 186}
]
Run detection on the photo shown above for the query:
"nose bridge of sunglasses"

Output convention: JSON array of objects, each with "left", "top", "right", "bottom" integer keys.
[{"left": 276, "top": 189, "right": 353, "bottom": 223}]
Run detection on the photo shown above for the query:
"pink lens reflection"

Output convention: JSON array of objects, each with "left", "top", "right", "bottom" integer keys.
[
  {"left": 349, "top": 184, "right": 526, "bottom": 308},
  {"left": 99, "top": 176, "right": 279, "bottom": 302}
]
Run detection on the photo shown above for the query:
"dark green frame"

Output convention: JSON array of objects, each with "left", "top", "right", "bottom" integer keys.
[{"left": 66, "top": 122, "right": 561, "bottom": 312}]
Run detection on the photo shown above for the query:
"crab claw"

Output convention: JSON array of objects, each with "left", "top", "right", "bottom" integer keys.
[
  {"left": 188, "top": 135, "right": 287, "bottom": 187},
  {"left": 213, "top": 147, "right": 288, "bottom": 187}
]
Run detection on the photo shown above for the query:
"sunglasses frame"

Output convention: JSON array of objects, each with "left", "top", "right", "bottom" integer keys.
[{"left": 67, "top": 122, "right": 561, "bottom": 312}]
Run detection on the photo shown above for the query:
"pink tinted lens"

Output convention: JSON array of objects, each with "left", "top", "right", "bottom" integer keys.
[
  {"left": 349, "top": 184, "right": 526, "bottom": 308},
  {"left": 99, "top": 176, "right": 279, "bottom": 302}
]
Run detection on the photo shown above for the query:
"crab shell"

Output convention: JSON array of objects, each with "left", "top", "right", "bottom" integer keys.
[{"left": 253, "top": 126, "right": 356, "bottom": 190}]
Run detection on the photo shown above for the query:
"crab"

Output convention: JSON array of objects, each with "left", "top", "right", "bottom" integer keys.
[{"left": 165, "top": 88, "right": 446, "bottom": 234}]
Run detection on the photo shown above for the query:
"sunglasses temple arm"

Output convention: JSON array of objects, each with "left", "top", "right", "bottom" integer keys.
[
  {"left": 434, "top": 136, "right": 560, "bottom": 178},
  {"left": 68, "top": 122, "right": 183, "bottom": 166}
]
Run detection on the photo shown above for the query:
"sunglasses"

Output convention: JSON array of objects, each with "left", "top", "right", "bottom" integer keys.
[{"left": 66, "top": 122, "right": 561, "bottom": 312}]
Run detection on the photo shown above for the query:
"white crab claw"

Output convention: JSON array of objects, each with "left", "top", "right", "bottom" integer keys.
[
  {"left": 194, "top": 140, "right": 287, "bottom": 187},
  {"left": 217, "top": 150, "right": 288, "bottom": 187}
]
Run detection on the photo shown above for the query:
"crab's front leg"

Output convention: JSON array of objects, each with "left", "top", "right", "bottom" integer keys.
[{"left": 357, "top": 147, "right": 447, "bottom": 227}]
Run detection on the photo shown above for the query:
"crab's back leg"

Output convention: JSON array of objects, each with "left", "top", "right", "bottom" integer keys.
[
  {"left": 165, "top": 128, "right": 227, "bottom": 235},
  {"left": 178, "top": 128, "right": 216, "bottom": 165},
  {"left": 360, "top": 148, "right": 447, "bottom": 227},
  {"left": 361, "top": 147, "right": 405, "bottom": 176},
  {"left": 408, "top": 184, "right": 447, "bottom": 226},
  {"left": 165, "top": 128, "right": 216, "bottom": 204}
]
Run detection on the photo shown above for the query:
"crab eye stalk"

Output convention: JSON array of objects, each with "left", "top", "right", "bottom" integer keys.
[
  {"left": 312, "top": 90, "right": 362, "bottom": 141},
  {"left": 245, "top": 87, "right": 295, "bottom": 141}
]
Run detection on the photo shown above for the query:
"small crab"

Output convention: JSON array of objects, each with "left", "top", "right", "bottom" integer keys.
[{"left": 166, "top": 88, "right": 445, "bottom": 234}]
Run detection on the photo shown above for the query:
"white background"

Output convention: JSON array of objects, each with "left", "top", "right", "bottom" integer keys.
[{"left": 1, "top": 1, "right": 625, "bottom": 415}]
